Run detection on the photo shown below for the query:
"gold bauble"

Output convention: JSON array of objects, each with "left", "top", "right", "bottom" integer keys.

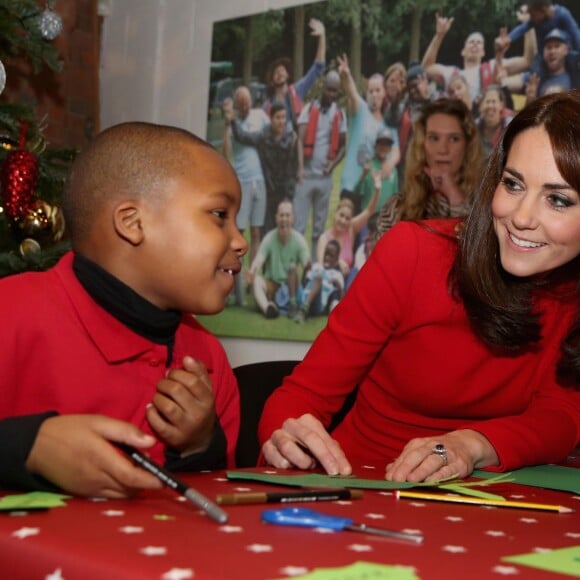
[
  {"left": 19, "top": 238, "right": 41, "bottom": 256},
  {"left": 17, "top": 200, "right": 66, "bottom": 244}
]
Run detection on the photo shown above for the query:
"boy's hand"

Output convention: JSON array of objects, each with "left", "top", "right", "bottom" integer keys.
[
  {"left": 26, "top": 415, "right": 162, "bottom": 498},
  {"left": 147, "top": 356, "right": 216, "bottom": 457}
]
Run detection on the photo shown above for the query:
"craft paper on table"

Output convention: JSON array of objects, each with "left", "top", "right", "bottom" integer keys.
[
  {"left": 226, "top": 471, "right": 510, "bottom": 500},
  {"left": 228, "top": 471, "right": 422, "bottom": 490},
  {"left": 502, "top": 545, "right": 580, "bottom": 577},
  {"left": 473, "top": 464, "right": 580, "bottom": 494},
  {"left": 275, "top": 560, "right": 419, "bottom": 580},
  {"left": 0, "top": 491, "right": 71, "bottom": 511}
]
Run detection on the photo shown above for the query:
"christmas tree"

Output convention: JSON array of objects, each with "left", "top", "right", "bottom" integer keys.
[{"left": 0, "top": 0, "right": 77, "bottom": 277}]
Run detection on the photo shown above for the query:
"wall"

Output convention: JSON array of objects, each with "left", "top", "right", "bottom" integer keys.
[{"left": 100, "top": 0, "right": 320, "bottom": 367}]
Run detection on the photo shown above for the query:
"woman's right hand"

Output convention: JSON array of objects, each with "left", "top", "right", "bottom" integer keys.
[{"left": 261, "top": 414, "right": 352, "bottom": 476}]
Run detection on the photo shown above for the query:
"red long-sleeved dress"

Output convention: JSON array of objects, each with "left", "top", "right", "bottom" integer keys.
[{"left": 259, "top": 220, "right": 579, "bottom": 470}]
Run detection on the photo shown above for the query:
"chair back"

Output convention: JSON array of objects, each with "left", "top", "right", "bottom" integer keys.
[{"left": 234, "top": 360, "right": 299, "bottom": 467}]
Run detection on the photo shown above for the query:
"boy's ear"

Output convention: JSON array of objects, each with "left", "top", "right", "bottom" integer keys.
[{"left": 113, "top": 200, "right": 144, "bottom": 246}]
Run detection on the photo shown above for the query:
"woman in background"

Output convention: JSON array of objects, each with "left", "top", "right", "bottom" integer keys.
[{"left": 375, "top": 98, "right": 484, "bottom": 240}]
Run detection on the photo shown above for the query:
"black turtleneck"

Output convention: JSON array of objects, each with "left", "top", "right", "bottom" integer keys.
[{"left": 73, "top": 253, "right": 181, "bottom": 363}]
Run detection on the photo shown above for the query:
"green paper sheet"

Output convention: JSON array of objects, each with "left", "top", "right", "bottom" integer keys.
[
  {"left": 473, "top": 464, "right": 580, "bottom": 494},
  {"left": 502, "top": 545, "right": 580, "bottom": 577},
  {"left": 0, "top": 491, "right": 71, "bottom": 511},
  {"left": 275, "top": 560, "right": 419, "bottom": 580},
  {"left": 227, "top": 471, "right": 421, "bottom": 490}
]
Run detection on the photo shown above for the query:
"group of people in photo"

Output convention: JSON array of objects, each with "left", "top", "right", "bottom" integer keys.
[{"left": 220, "top": 1, "right": 580, "bottom": 324}]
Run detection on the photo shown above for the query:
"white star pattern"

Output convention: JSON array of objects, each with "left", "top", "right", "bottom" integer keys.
[
  {"left": 485, "top": 530, "right": 506, "bottom": 537},
  {"left": 361, "top": 465, "right": 376, "bottom": 470},
  {"left": 347, "top": 543, "right": 373, "bottom": 552},
  {"left": 445, "top": 516, "right": 464, "bottom": 522},
  {"left": 402, "top": 528, "right": 422, "bottom": 535},
  {"left": 246, "top": 543, "right": 273, "bottom": 553},
  {"left": 519, "top": 518, "right": 538, "bottom": 524},
  {"left": 442, "top": 545, "right": 467, "bottom": 553},
  {"left": 101, "top": 510, "right": 125, "bottom": 517},
  {"left": 492, "top": 565, "right": 520, "bottom": 575},
  {"left": 364, "top": 513, "right": 385, "bottom": 520},
  {"left": 509, "top": 495, "right": 525, "bottom": 499},
  {"left": 565, "top": 532, "right": 580, "bottom": 539},
  {"left": 278, "top": 565, "right": 310, "bottom": 576},
  {"left": 45, "top": 568, "right": 64, "bottom": 580},
  {"left": 161, "top": 568, "right": 194, "bottom": 580},
  {"left": 8, "top": 511, "right": 30, "bottom": 517},
  {"left": 119, "top": 526, "right": 144, "bottom": 534},
  {"left": 140, "top": 546, "right": 167, "bottom": 556},
  {"left": 219, "top": 525, "right": 243, "bottom": 533},
  {"left": 409, "top": 502, "right": 426, "bottom": 507},
  {"left": 313, "top": 527, "right": 336, "bottom": 534},
  {"left": 263, "top": 470, "right": 277, "bottom": 474},
  {"left": 571, "top": 495, "right": 580, "bottom": 501},
  {"left": 89, "top": 497, "right": 107, "bottom": 502},
  {"left": 532, "top": 547, "right": 552, "bottom": 553},
  {"left": 378, "top": 491, "right": 395, "bottom": 497},
  {"left": 213, "top": 477, "right": 228, "bottom": 482},
  {"left": 12, "top": 527, "right": 40, "bottom": 539},
  {"left": 336, "top": 500, "right": 353, "bottom": 505},
  {"left": 234, "top": 486, "right": 252, "bottom": 492}
]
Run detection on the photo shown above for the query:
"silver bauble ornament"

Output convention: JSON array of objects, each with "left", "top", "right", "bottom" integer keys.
[
  {"left": 0, "top": 60, "right": 5, "bottom": 96},
  {"left": 38, "top": 8, "right": 63, "bottom": 40}
]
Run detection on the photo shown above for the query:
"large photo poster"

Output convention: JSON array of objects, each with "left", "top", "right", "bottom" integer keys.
[{"left": 199, "top": 0, "right": 580, "bottom": 342}]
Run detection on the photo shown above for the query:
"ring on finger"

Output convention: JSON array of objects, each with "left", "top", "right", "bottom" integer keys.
[{"left": 431, "top": 443, "right": 448, "bottom": 466}]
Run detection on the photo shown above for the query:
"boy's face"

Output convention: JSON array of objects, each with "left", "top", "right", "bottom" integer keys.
[
  {"left": 136, "top": 145, "right": 247, "bottom": 314},
  {"left": 375, "top": 140, "right": 392, "bottom": 161},
  {"left": 323, "top": 244, "right": 339, "bottom": 268},
  {"left": 271, "top": 109, "right": 287, "bottom": 135}
]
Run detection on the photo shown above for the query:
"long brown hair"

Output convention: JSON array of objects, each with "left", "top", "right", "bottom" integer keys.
[
  {"left": 397, "top": 98, "right": 484, "bottom": 220},
  {"left": 453, "top": 90, "right": 580, "bottom": 385}
]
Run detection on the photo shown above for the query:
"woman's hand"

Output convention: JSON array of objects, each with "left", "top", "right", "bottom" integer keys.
[
  {"left": 385, "top": 429, "right": 499, "bottom": 482},
  {"left": 261, "top": 413, "right": 352, "bottom": 476},
  {"left": 425, "top": 166, "right": 464, "bottom": 206}
]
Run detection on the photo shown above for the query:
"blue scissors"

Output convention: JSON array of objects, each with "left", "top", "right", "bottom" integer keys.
[{"left": 261, "top": 507, "right": 423, "bottom": 544}]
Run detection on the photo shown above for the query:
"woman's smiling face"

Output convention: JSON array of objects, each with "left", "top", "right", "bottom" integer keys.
[{"left": 492, "top": 126, "right": 580, "bottom": 277}]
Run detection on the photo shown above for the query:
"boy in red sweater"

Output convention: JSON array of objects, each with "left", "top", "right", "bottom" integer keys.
[{"left": 0, "top": 123, "right": 246, "bottom": 497}]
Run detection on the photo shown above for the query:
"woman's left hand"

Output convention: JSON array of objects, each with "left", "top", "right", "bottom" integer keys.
[{"left": 385, "top": 429, "right": 499, "bottom": 482}]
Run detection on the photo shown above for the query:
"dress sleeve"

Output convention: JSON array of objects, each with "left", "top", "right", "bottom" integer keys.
[{"left": 466, "top": 366, "right": 580, "bottom": 470}]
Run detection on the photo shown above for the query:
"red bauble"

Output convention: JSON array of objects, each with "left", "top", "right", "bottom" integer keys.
[{"left": 0, "top": 149, "right": 39, "bottom": 221}]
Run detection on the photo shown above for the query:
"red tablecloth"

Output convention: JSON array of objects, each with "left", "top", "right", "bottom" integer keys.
[{"left": 1, "top": 460, "right": 578, "bottom": 579}]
